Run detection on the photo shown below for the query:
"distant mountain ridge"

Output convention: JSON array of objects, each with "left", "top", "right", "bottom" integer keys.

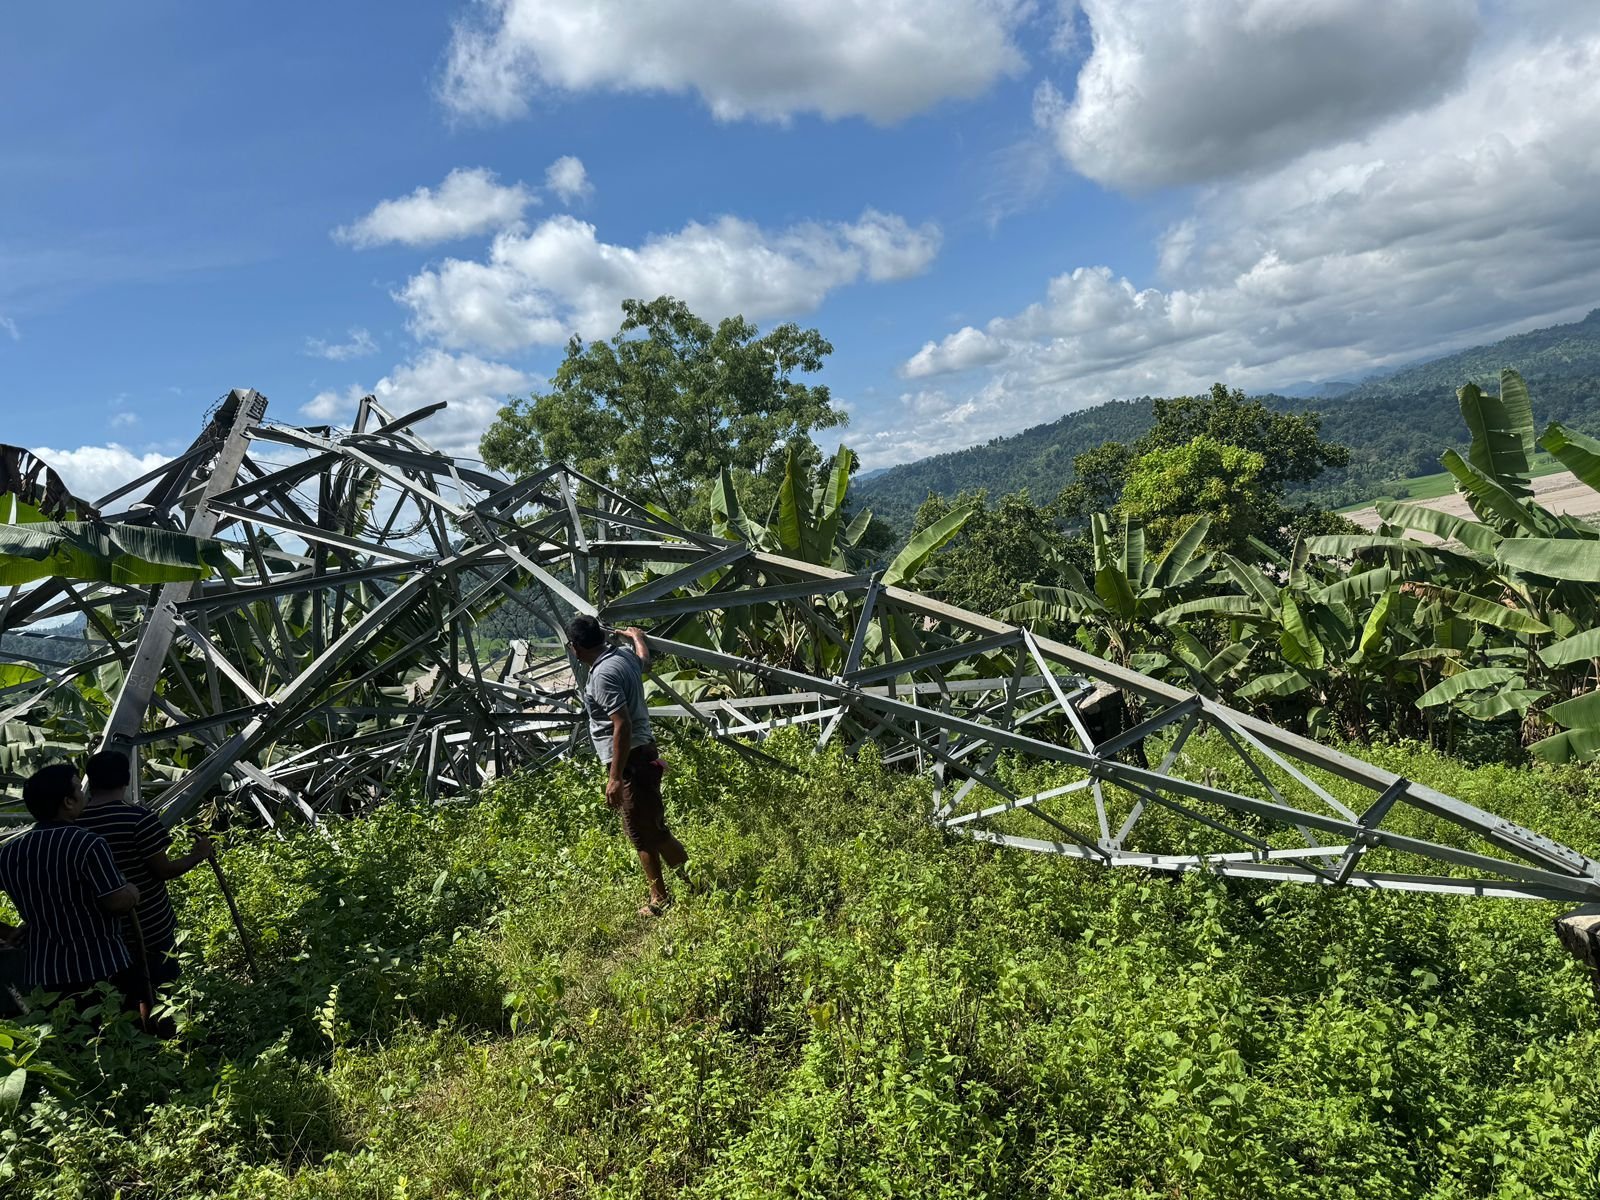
[{"left": 855, "top": 308, "right": 1600, "bottom": 529}]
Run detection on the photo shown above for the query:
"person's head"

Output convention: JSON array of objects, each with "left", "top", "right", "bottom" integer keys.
[
  {"left": 22, "top": 763, "right": 83, "bottom": 824},
  {"left": 85, "top": 749, "right": 131, "bottom": 797},
  {"left": 565, "top": 614, "right": 607, "bottom": 665}
]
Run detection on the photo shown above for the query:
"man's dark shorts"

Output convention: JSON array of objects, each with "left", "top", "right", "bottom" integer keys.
[{"left": 613, "top": 742, "right": 673, "bottom": 852}]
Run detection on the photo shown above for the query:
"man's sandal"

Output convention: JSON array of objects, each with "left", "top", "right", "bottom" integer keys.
[{"left": 638, "top": 897, "right": 672, "bottom": 918}]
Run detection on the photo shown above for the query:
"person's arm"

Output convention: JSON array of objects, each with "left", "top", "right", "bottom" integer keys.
[
  {"left": 99, "top": 883, "right": 140, "bottom": 916},
  {"left": 606, "top": 708, "right": 633, "bottom": 807},
  {"left": 144, "top": 835, "right": 215, "bottom": 881},
  {"left": 622, "top": 626, "right": 651, "bottom": 667},
  {"left": 82, "top": 833, "right": 140, "bottom": 916}
]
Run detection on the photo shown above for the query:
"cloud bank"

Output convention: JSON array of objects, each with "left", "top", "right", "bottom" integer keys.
[
  {"left": 440, "top": 0, "right": 1029, "bottom": 123},
  {"left": 398, "top": 209, "right": 941, "bottom": 353},
  {"left": 862, "top": 7, "right": 1600, "bottom": 465}
]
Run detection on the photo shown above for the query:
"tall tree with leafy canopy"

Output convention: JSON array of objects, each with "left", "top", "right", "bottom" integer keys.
[
  {"left": 1057, "top": 383, "right": 1352, "bottom": 554},
  {"left": 479, "top": 297, "right": 845, "bottom": 524}
]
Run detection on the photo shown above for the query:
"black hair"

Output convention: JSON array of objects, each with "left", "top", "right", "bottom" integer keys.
[
  {"left": 565, "top": 614, "right": 606, "bottom": 650},
  {"left": 22, "top": 763, "right": 78, "bottom": 823},
  {"left": 85, "top": 749, "right": 131, "bottom": 792}
]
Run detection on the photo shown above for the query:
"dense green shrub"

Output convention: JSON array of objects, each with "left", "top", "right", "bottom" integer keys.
[{"left": 3, "top": 734, "right": 1599, "bottom": 1197}]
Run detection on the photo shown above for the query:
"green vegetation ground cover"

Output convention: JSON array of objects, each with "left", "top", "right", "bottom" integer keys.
[{"left": 5, "top": 734, "right": 1600, "bottom": 1198}]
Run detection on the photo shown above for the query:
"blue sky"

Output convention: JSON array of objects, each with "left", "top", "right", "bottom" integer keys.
[{"left": 4, "top": 1, "right": 1599, "bottom": 497}]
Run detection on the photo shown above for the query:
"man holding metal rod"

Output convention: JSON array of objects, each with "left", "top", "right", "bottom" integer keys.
[
  {"left": 565, "top": 617, "right": 689, "bottom": 917},
  {"left": 78, "top": 749, "right": 214, "bottom": 995}
]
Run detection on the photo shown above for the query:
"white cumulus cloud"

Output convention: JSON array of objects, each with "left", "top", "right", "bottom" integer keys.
[
  {"left": 870, "top": 12, "right": 1600, "bottom": 465},
  {"left": 397, "top": 209, "right": 941, "bottom": 353},
  {"left": 440, "top": 0, "right": 1029, "bottom": 124},
  {"left": 304, "top": 328, "right": 378, "bottom": 361},
  {"left": 544, "top": 156, "right": 592, "bottom": 204},
  {"left": 302, "top": 350, "right": 532, "bottom": 458},
  {"left": 1046, "top": 0, "right": 1481, "bottom": 190},
  {"left": 0, "top": 315, "right": 19, "bottom": 341},
  {"left": 30, "top": 444, "right": 173, "bottom": 504},
  {"left": 334, "top": 167, "right": 535, "bottom": 249}
]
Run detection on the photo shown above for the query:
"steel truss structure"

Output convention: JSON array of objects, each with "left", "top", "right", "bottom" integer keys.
[{"left": 4, "top": 393, "right": 1599, "bottom": 905}]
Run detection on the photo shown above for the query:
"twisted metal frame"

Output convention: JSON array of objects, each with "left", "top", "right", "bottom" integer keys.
[{"left": 3, "top": 393, "right": 1597, "bottom": 904}]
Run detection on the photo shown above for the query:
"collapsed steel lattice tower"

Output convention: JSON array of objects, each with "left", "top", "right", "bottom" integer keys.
[{"left": 4, "top": 393, "right": 1599, "bottom": 904}]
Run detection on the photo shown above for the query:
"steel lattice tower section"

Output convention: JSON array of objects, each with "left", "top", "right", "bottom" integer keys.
[{"left": 3, "top": 394, "right": 1599, "bottom": 907}]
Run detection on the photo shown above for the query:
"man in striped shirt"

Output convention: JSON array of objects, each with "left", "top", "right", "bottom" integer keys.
[
  {"left": 79, "top": 750, "right": 213, "bottom": 990},
  {"left": 0, "top": 763, "right": 140, "bottom": 1005}
]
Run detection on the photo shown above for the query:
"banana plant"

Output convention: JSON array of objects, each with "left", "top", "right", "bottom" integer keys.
[
  {"left": 1007, "top": 513, "right": 1216, "bottom": 679},
  {"left": 636, "top": 445, "right": 974, "bottom": 702}
]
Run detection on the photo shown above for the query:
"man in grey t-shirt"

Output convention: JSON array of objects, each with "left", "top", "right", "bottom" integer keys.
[{"left": 566, "top": 616, "right": 688, "bottom": 916}]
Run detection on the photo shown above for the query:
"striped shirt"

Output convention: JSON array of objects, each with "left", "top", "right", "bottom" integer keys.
[
  {"left": 0, "top": 824, "right": 130, "bottom": 988},
  {"left": 77, "top": 801, "right": 178, "bottom": 955}
]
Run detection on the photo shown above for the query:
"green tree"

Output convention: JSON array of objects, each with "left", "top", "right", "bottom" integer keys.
[
  {"left": 479, "top": 297, "right": 845, "bottom": 523},
  {"left": 1118, "top": 437, "right": 1266, "bottom": 553},
  {"left": 1057, "top": 384, "right": 1351, "bottom": 555},
  {"left": 911, "top": 488, "right": 1081, "bottom": 615},
  {"left": 1139, "top": 383, "right": 1349, "bottom": 493}
]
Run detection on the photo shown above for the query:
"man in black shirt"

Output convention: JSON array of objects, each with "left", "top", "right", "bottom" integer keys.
[
  {"left": 79, "top": 750, "right": 213, "bottom": 990},
  {"left": 0, "top": 763, "right": 140, "bottom": 1006}
]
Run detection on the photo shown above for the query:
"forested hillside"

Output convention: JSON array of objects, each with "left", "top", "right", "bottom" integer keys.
[
  {"left": 1287, "top": 309, "right": 1600, "bottom": 507},
  {"left": 856, "top": 309, "right": 1600, "bottom": 529},
  {"left": 854, "top": 399, "right": 1156, "bottom": 535}
]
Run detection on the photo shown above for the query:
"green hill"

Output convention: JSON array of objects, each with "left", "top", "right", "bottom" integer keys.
[{"left": 856, "top": 308, "right": 1600, "bottom": 526}]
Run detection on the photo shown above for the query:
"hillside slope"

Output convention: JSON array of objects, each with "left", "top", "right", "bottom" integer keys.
[
  {"left": 857, "top": 308, "right": 1600, "bottom": 526},
  {"left": 9, "top": 736, "right": 1600, "bottom": 1195}
]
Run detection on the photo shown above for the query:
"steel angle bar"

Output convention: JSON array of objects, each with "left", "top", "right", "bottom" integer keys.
[
  {"left": 129, "top": 705, "right": 269, "bottom": 746},
  {"left": 940, "top": 778, "right": 1095, "bottom": 828},
  {"left": 1092, "top": 695, "right": 1204, "bottom": 763},
  {"left": 1111, "top": 709, "right": 1201, "bottom": 849},
  {"left": 1201, "top": 713, "right": 1338, "bottom": 857},
  {"left": 639, "top": 665, "right": 797, "bottom": 774},
  {"left": 177, "top": 559, "right": 414, "bottom": 616},
  {"left": 206, "top": 451, "right": 340, "bottom": 511},
  {"left": 170, "top": 615, "right": 270, "bottom": 705},
  {"left": 1204, "top": 703, "right": 1358, "bottom": 821},
  {"left": 207, "top": 502, "right": 430, "bottom": 564},
  {"left": 1020, "top": 630, "right": 1096, "bottom": 752},
  {"left": 650, "top": 631, "right": 1599, "bottom": 896},
  {"left": 951, "top": 829, "right": 1585, "bottom": 902},
  {"left": 844, "top": 629, "right": 1022, "bottom": 687},
  {"left": 599, "top": 543, "right": 754, "bottom": 613},
  {"left": 336, "top": 444, "right": 469, "bottom": 520},
  {"left": 151, "top": 561, "right": 446, "bottom": 822},
  {"left": 1332, "top": 778, "right": 1410, "bottom": 885},
  {"left": 562, "top": 468, "right": 722, "bottom": 551}
]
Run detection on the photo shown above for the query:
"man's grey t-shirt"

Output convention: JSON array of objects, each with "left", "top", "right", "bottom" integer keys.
[{"left": 583, "top": 646, "right": 654, "bottom": 763}]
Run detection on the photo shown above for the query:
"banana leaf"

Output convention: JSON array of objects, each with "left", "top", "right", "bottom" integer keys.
[
  {"left": 1496, "top": 536, "right": 1600, "bottom": 583},
  {"left": 882, "top": 505, "right": 973, "bottom": 587},
  {"left": 1415, "top": 666, "right": 1522, "bottom": 708},
  {"left": 0, "top": 521, "right": 233, "bottom": 585},
  {"left": 1540, "top": 422, "right": 1600, "bottom": 493},
  {"left": 1407, "top": 584, "right": 1552, "bottom": 635},
  {"left": 1531, "top": 726, "right": 1600, "bottom": 764},
  {"left": 1539, "top": 625, "right": 1600, "bottom": 668},
  {"left": 1440, "top": 450, "right": 1552, "bottom": 535},
  {"left": 1352, "top": 588, "right": 1398, "bottom": 662},
  {"left": 1373, "top": 499, "right": 1500, "bottom": 555},
  {"left": 1548, "top": 688, "right": 1600, "bottom": 731},
  {"left": 1458, "top": 370, "right": 1535, "bottom": 497},
  {"left": 1237, "top": 669, "right": 1310, "bottom": 701}
]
